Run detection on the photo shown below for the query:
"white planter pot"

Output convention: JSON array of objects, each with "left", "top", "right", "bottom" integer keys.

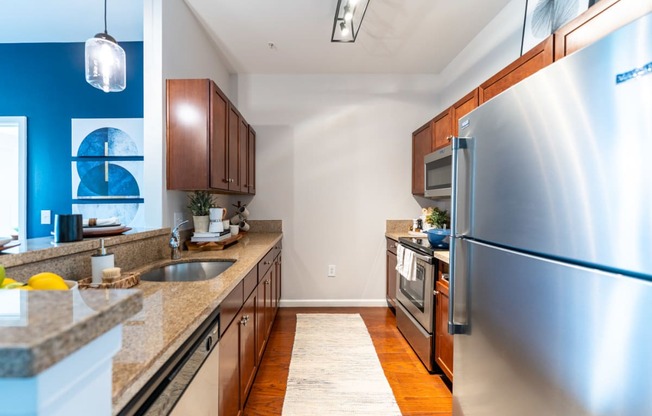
[{"left": 193, "top": 216, "right": 210, "bottom": 233}]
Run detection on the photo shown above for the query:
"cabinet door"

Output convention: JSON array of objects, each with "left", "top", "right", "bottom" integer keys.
[
  {"left": 227, "top": 106, "right": 240, "bottom": 191},
  {"left": 432, "top": 108, "right": 453, "bottom": 150},
  {"left": 480, "top": 37, "right": 553, "bottom": 104},
  {"left": 240, "top": 292, "right": 257, "bottom": 408},
  {"left": 274, "top": 253, "right": 282, "bottom": 313},
  {"left": 265, "top": 266, "right": 275, "bottom": 340},
  {"left": 452, "top": 89, "right": 479, "bottom": 136},
  {"left": 554, "top": 0, "right": 652, "bottom": 61},
  {"left": 247, "top": 126, "right": 256, "bottom": 195},
  {"left": 219, "top": 318, "right": 241, "bottom": 416},
  {"left": 255, "top": 274, "right": 271, "bottom": 363},
  {"left": 237, "top": 117, "right": 248, "bottom": 193},
  {"left": 166, "top": 79, "right": 210, "bottom": 190},
  {"left": 435, "top": 280, "right": 453, "bottom": 381},
  {"left": 386, "top": 249, "right": 397, "bottom": 308},
  {"left": 411, "top": 121, "right": 433, "bottom": 195},
  {"left": 209, "top": 82, "right": 230, "bottom": 190}
]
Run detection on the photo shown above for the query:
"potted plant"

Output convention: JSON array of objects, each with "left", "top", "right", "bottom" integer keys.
[
  {"left": 425, "top": 207, "right": 451, "bottom": 246},
  {"left": 187, "top": 191, "right": 214, "bottom": 233}
]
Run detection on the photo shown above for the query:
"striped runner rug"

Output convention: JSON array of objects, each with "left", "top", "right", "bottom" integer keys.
[{"left": 282, "top": 313, "right": 402, "bottom": 415}]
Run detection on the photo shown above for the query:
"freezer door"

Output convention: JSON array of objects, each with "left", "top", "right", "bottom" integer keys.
[
  {"left": 453, "top": 239, "right": 652, "bottom": 416},
  {"left": 457, "top": 12, "right": 652, "bottom": 277}
]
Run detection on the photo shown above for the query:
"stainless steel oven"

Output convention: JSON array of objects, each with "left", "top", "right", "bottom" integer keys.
[
  {"left": 395, "top": 239, "right": 437, "bottom": 372},
  {"left": 396, "top": 249, "right": 434, "bottom": 332}
]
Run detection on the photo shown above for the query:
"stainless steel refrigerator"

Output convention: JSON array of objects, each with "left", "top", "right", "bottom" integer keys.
[{"left": 450, "top": 12, "right": 652, "bottom": 416}]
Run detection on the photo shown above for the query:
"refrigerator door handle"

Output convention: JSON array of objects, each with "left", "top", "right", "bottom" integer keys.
[
  {"left": 448, "top": 236, "right": 469, "bottom": 335},
  {"left": 451, "top": 137, "right": 472, "bottom": 239}
]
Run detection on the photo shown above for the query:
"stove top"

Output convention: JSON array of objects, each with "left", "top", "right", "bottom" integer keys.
[{"left": 398, "top": 236, "right": 449, "bottom": 256}]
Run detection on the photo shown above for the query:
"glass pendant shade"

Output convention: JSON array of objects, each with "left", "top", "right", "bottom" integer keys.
[{"left": 85, "top": 33, "right": 126, "bottom": 93}]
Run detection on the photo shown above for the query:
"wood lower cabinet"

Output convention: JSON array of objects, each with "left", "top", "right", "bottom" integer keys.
[
  {"left": 554, "top": 0, "right": 652, "bottom": 61},
  {"left": 239, "top": 292, "right": 257, "bottom": 408},
  {"left": 167, "top": 78, "right": 255, "bottom": 194},
  {"left": 479, "top": 36, "right": 553, "bottom": 104},
  {"left": 386, "top": 238, "right": 398, "bottom": 308},
  {"left": 220, "top": 246, "right": 282, "bottom": 415},
  {"left": 218, "top": 315, "right": 241, "bottom": 416},
  {"left": 435, "top": 260, "right": 453, "bottom": 382}
]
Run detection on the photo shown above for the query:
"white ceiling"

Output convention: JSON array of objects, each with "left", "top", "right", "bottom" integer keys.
[{"left": 0, "top": 0, "right": 513, "bottom": 75}]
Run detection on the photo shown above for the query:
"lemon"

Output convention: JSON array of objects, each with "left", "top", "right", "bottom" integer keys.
[
  {"left": 28, "top": 272, "right": 65, "bottom": 286},
  {"left": 0, "top": 278, "right": 17, "bottom": 288},
  {"left": 17, "top": 285, "right": 33, "bottom": 290},
  {"left": 3, "top": 282, "right": 27, "bottom": 290},
  {"left": 28, "top": 273, "right": 68, "bottom": 290}
]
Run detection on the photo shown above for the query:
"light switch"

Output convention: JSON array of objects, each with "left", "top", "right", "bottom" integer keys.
[{"left": 41, "top": 210, "right": 51, "bottom": 225}]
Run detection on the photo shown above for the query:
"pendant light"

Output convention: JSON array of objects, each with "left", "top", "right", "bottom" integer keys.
[{"left": 85, "top": 0, "right": 126, "bottom": 93}]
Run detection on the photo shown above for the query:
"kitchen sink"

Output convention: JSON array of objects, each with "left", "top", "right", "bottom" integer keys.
[{"left": 140, "top": 260, "right": 235, "bottom": 282}]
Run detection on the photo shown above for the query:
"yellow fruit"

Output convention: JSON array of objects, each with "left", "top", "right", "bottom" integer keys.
[
  {"left": 17, "top": 285, "right": 33, "bottom": 290},
  {"left": 28, "top": 276, "right": 69, "bottom": 291},
  {"left": 28, "top": 272, "right": 65, "bottom": 287},
  {"left": 0, "top": 265, "right": 5, "bottom": 286},
  {"left": 0, "top": 278, "right": 17, "bottom": 288},
  {"left": 3, "top": 282, "right": 27, "bottom": 290}
]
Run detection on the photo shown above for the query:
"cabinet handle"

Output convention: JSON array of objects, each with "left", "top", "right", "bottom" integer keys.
[
  {"left": 391, "top": 244, "right": 397, "bottom": 248},
  {"left": 434, "top": 290, "right": 439, "bottom": 295},
  {"left": 264, "top": 261, "right": 271, "bottom": 265},
  {"left": 223, "top": 178, "right": 229, "bottom": 183},
  {"left": 241, "top": 315, "right": 250, "bottom": 326},
  {"left": 447, "top": 135, "right": 453, "bottom": 142},
  {"left": 265, "top": 280, "right": 270, "bottom": 285}
]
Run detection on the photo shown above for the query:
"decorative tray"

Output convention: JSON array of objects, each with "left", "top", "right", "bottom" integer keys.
[
  {"left": 186, "top": 233, "right": 243, "bottom": 251},
  {"left": 78, "top": 272, "right": 140, "bottom": 289},
  {"left": 0, "top": 241, "right": 20, "bottom": 253},
  {"left": 83, "top": 226, "right": 132, "bottom": 237}
]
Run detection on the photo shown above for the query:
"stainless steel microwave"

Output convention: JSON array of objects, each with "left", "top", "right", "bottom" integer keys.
[{"left": 424, "top": 146, "right": 452, "bottom": 198}]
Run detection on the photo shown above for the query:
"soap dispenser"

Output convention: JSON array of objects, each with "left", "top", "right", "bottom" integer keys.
[{"left": 91, "top": 239, "right": 114, "bottom": 284}]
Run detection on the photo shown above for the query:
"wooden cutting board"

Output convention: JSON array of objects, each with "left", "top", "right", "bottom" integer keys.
[{"left": 185, "top": 233, "right": 243, "bottom": 251}]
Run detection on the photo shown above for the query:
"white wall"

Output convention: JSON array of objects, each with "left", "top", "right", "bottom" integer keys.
[
  {"left": 143, "top": 0, "right": 238, "bottom": 230},
  {"left": 436, "top": 0, "right": 526, "bottom": 112},
  {"left": 238, "top": 74, "right": 438, "bottom": 306},
  {"left": 236, "top": 0, "right": 526, "bottom": 306}
]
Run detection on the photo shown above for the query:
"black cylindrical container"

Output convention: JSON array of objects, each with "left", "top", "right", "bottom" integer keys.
[{"left": 54, "top": 214, "right": 83, "bottom": 243}]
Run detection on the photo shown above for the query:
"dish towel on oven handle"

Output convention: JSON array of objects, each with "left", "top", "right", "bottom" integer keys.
[{"left": 396, "top": 244, "right": 417, "bottom": 281}]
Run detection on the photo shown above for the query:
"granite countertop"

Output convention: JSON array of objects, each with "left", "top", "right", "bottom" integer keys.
[
  {"left": 112, "top": 232, "right": 282, "bottom": 414},
  {"left": 0, "top": 289, "right": 142, "bottom": 378}
]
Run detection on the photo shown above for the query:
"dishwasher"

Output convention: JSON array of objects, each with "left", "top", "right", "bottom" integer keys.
[{"left": 119, "top": 309, "right": 220, "bottom": 416}]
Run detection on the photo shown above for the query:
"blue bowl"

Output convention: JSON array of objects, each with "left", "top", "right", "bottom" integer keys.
[{"left": 426, "top": 228, "right": 451, "bottom": 246}]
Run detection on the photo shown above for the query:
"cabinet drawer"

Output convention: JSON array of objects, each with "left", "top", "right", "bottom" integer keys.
[
  {"left": 258, "top": 248, "right": 276, "bottom": 277},
  {"left": 220, "top": 281, "right": 244, "bottom": 336},
  {"left": 243, "top": 267, "right": 258, "bottom": 299},
  {"left": 386, "top": 238, "right": 398, "bottom": 255}
]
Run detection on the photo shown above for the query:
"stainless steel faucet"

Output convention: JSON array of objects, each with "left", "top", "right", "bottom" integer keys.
[{"left": 170, "top": 220, "right": 189, "bottom": 260}]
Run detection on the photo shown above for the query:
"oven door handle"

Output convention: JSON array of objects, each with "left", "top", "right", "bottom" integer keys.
[{"left": 398, "top": 244, "right": 434, "bottom": 264}]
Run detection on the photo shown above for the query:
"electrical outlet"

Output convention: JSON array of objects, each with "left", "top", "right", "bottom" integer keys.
[
  {"left": 328, "top": 265, "right": 336, "bottom": 277},
  {"left": 173, "top": 212, "right": 184, "bottom": 226},
  {"left": 40, "top": 210, "right": 51, "bottom": 225}
]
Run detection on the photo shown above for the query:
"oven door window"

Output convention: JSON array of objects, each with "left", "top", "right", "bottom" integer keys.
[{"left": 399, "top": 262, "right": 426, "bottom": 312}]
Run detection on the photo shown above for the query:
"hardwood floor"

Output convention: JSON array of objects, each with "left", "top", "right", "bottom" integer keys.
[{"left": 243, "top": 307, "right": 452, "bottom": 416}]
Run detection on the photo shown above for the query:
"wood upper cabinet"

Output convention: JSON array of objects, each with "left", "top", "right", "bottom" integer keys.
[
  {"left": 451, "top": 89, "right": 479, "bottom": 136},
  {"left": 167, "top": 78, "right": 255, "bottom": 194},
  {"left": 432, "top": 108, "right": 453, "bottom": 150},
  {"left": 554, "top": 0, "right": 652, "bottom": 61},
  {"left": 411, "top": 121, "right": 433, "bottom": 195},
  {"left": 480, "top": 36, "right": 553, "bottom": 104},
  {"left": 247, "top": 126, "right": 256, "bottom": 194}
]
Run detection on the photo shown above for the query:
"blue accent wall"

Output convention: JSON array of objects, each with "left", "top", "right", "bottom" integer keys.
[{"left": 0, "top": 42, "right": 143, "bottom": 238}]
